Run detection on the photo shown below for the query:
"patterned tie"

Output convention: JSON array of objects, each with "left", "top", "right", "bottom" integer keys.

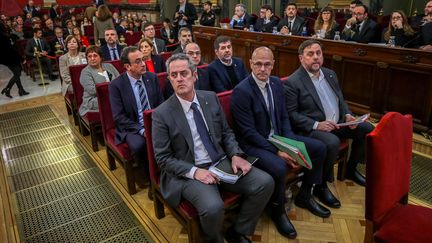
[
  {"left": 190, "top": 102, "right": 220, "bottom": 162},
  {"left": 266, "top": 83, "right": 278, "bottom": 135},
  {"left": 136, "top": 80, "right": 150, "bottom": 111},
  {"left": 111, "top": 48, "right": 118, "bottom": 60}
]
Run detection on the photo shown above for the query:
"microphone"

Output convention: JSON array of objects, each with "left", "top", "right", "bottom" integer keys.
[{"left": 402, "top": 32, "right": 423, "bottom": 48}]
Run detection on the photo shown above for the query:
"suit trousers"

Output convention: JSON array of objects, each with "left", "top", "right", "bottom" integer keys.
[
  {"left": 4, "top": 65, "right": 24, "bottom": 91},
  {"left": 34, "top": 56, "right": 54, "bottom": 76},
  {"left": 309, "top": 121, "right": 375, "bottom": 180},
  {"left": 125, "top": 133, "right": 149, "bottom": 176},
  {"left": 244, "top": 135, "right": 326, "bottom": 205},
  {"left": 181, "top": 167, "right": 274, "bottom": 242}
]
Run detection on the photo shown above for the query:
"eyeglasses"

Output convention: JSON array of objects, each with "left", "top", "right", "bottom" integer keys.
[
  {"left": 353, "top": 12, "right": 365, "bottom": 16},
  {"left": 252, "top": 62, "right": 273, "bottom": 68},
  {"left": 186, "top": 51, "right": 201, "bottom": 56}
]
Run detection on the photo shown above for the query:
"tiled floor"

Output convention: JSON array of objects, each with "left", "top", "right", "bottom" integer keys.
[{"left": 0, "top": 65, "right": 61, "bottom": 106}]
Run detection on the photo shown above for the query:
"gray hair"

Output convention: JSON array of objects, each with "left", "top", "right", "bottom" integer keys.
[
  {"left": 177, "top": 27, "right": 191, "bottom": 39},
  {"left": 166, "top": 53, "right": 196, "bottom": 75},
  {"left": 235, "top": 3, "right": 246, "bottom": 12}
]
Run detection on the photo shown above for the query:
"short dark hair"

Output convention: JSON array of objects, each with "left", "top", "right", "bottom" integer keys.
[
  {"left": 287, "top": 2, "right": 297, "bottom": 8},
  {"left": 356, "top": 4, "right": 369, "bottom": 13},
  {"left": 142, "top": 22, "right": 154, "bottom": 30},
  {"left": 33, "top": 27, "right": 42, "bottom": 34},
  {"left": 65, "top": 35, "right": 81, "bottom": 50},
  {"left": 213, "top": 35, "right": 231, "bottom": 50},
  {"left": 261, "top": 4, "right": 273, "bottom": 12},
  {"left": 85, "top": 45, "right": 103, "bottom": 60},
  {"left": 350, "top": 0, "right": 363, "bottom": 4},
  {"left": 120, "top": 46, "right": 139, "bottom": 65},
  {"left": 298, "top": 39, "right": 322, "bottom": 55}
]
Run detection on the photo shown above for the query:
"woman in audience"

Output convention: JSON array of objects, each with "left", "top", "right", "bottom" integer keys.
[
  {"left": 59, "top": 35, "right": 86, "bottom": 96},
  {"left": 72, "top": 26, "right": 90, "bottom": 49},
  {"left": 160, "top": 18, "right": 176, "bottom": 45},
  {"left": 313, "top": 6, "right": 340, "bottom": 39},
  {"left": 79, "top": 46, "right": 119, "bottom": 116},
  {"left": 93, "top": 4, "right": 114, "bottom": 46},
  {"left": 80, "top": 17, "right": 91, "bottom": 34},
  {"left": 138, "top": 38, "right": 166, "bottom": 73},
  {"left": 382, "top": 10, "right": 417, "bottom": 47}
]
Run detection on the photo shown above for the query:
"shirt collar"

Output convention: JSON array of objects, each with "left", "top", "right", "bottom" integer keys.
[
  {"left": 176, "top": 92, "right": 199, "bottom": 113},
  {"left": 251, "top": 73, "right": 269, "bottom": 89},
  {"left": 127, "top": 72, "right": 142, "bottom": 86},
  {"left": 219, "top": 58, "right": 232, "bottom": 66},
  {"left": 306, "top": 69, "right": 324, "bottom": 82}
]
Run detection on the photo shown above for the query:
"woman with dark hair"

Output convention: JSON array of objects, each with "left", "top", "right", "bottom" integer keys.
[
  {"left": 59, "top": 35, "right": 86, "bottom": 96},
  {"left": 93, "top": 4, "right": 114, "bottom": 45},
  {"left": 160, "top": 18, "right": 176, "bottom": 44},
  {"left": 72, "top": 26, "right": 90, "bottom": 48},
  {"left": 0, "top": 22, "right": 29, "bottom": 98},
  {"left": 79, "top": 46, "right": 119, "bottom": 116},
  {"left": 382, "top": 10, "right": 417, "bottom": 47},
  {"left": 313, "top": 6, "right": 340, "bottom": 39},
  {"left": 137, "top": 38, "right": 166, "bottom": 73}
]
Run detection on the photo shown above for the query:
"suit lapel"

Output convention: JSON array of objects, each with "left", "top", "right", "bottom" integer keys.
[
  {"left": 124, "top": 73, "right": 138, "bottom": 117},
  {"left": 299, "top": 67, "right": 325, "bottom": 114},
  {"left": 170, "top": 96, "right": 195, "bottom": 154},
  {"left": 141, "top": 73, "right": 153, "bottom": 108},
  {"left": 248, "top": 76, "right": 269, "bottom": 119}
]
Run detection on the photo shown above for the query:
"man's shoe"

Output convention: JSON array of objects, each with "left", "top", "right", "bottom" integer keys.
[
  {"left": 313, "top": 186, "right": 341, "bottom": 208},
  {"left": 225, "top": 226, "right": 252, "bottom": 243},
  {"left": 270, "top": 212, "right": 297, "bottom": 239},
  {"left": 18, "top": 90, "right": 30, "bottom": 96},
  {"left": 346, "top": 170, "right": 366, "bottom": 186},
  {"left": 49, "top": 75, "right": 58, "bottom": 81},
  {"left": 295, "top": 196, "right": 331, "bottom": 218}
]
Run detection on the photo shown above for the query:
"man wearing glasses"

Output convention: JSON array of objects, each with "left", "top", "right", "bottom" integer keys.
[
  {"left": 342, "top": 4, "right": 379, "bottom": 43},
  {"left": 142, "top": 22, "right": 167, "bottom": 54}
]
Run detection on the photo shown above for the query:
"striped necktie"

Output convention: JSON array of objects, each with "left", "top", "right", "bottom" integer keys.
[{"left": 137, "top": 80, "right": 150, "bottom": 111}]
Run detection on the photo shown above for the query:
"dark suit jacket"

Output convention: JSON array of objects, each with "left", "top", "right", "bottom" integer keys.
[
  {"left": 284, "top": 66, "right": 352, "bottom": 134},
  {"left": 160, "top": 27, "right": 176, "bottom": 43},
  {"left": 115, "top": 25, "right": 127, "bottom": 36},
  {"left": 254, "top": 16, "right": 279, "bottom": 33},
  {"left": 152, "top": 90, "right": 243, "bottom": 207},
  {"left": 231, "top": 75, "right": 295, "bottom": 153},
  {"left": 150, "top": 54, "right": 166, "bottom": 73},
  {"left": 49, "top": 7, "right": 59, "bottom": 19},
  {"left": 207, "top": 57, "right": 249, "bottom": 93},
  {"left": 277, "top": 16, "right": 307, "bottom": 35},
  {"left": 109, "top": 72, "right": 164, "bottom": 144},
  {"left": 199, "top": 9, "right": 216, "bottom": 26},
  {"left": 231, "top": 13, "right": 252, "bottom": 30},
  {"left": 49, "top": 36, "right": 67, "bottom": 55},
  {"left": 101, "top": 43, "right": 123, "bottom": 61},
  {"left": 342, "top": 18, "right": 379, "bottom": 43},
  {"left": 173, "top": 2, "right": 197, "bottom": 27},
  {"left": 25, "top": 38, "right": 51, "bottom": 58},
  {"left": 153, "top": 38, "right": 167, "bottom": 54},
  {"left": 164, "top": 68, "right": 211, "bottom": 98},
  {"left": 422, "top": 22, "right": 432, "bottom": 45}
]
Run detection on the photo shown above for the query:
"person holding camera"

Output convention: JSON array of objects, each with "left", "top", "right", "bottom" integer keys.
[{"left": 173, "top": 0, "right": 197, "bottom": 33}]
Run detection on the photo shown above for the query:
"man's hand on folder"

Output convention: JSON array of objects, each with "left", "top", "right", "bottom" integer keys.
[
  {"left": 317, "top": 120, "right": 339, "bottom": 132},
  {"left": 345, "top": 114, "right": 358, "bottom": 130},
  {"left": 231, "top": 155, "right": 252, "bottom": 176},
  {"left": 278, "top": 151, "right": 300, "bottom": 169},
  {"left": 194, "top": 168, "right": 220, "bottom": 185}
]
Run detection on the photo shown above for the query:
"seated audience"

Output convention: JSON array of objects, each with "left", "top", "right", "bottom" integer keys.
[
  {"left": 50, "top": 27, "right": 67, "bottom": 55},
  {"left": 49, "top": 3, "right": 59, "bottom": 20},
  {"left": 100, "top": 28, "right": 123, "bottom": 61},
  {"left": 43, "top": 18, "right": 55, "bottom": 37},
  {"left": 23, "top": 0, "right": 39, "bottom": 18},
  {"left": 342, "top": 4, "right": 379, "bottom": 43},
  {"left": 420, "top": 1, "right": 432, "bottom": 51},
  {"left": 64, "top": 19, "right": 74, "bottom": 36},
  {"left": 345, "top": 0, "right": 363, "bottom": 20},
  {"left": 109, "top": 46, "right": 164, "bottom": 182},
  {"left": 199, "top": 1, "right": 216, "bottom": 27},
  {"left": 381, "top": 10, "right": 418, "bottom": 47},
  {"left": 112, "top": 11, "right": 121, "bottom": 25},
  {"left": 137, "top": 38, "right": 166, "bottom": 73},
  {"left": 313, "top": 7, "right": 340, "bottom": 39},
  {"left": 10, "top": 23, "right": 24, "bottom": 41},
  {"left": 59, "top": 35, "right": 86, "bottom": 96},
  {"left": 230, "top": 3, "right": 251, "bottom": 30},
  {"left": 173, "top": 27, "right": 192, "bottom": 54},
  {"left": 72, "top": 26, "right": 90, "bottom": 49},
  {"left": 284, "top": 39, "right": 375, "bottom": 187},
  {"left": 142, "top": 23, "right": 167, "bottom": 54},
  {"left": 254, "top": 5, "right": 279, "bottom": 33},
  {"left": 160, "top": 18, "right": 176, "bottom": 45},
  {"left": 152, "top": 53, "right": 274, "bottom": 243},
  {"left": 25, "top": 28, "right": 57, "bottom": 81},
  {"left": 277, "top": 3, "right": 307, "bottom": 36},
  {"left": 115, "top": 18, "right": 133, "bottom": 37},
  {"left": 80, "top": 17, "right": 92, "bottom": 35},
  {"left": 207, "top": 36, "right": 248, "bottom": 92},
  {"left": 79, "top": 46, "right": 119, "bottom": 116}
]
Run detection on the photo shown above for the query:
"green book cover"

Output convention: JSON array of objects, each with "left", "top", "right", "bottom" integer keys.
[{"left": 269, "top": 135, "right": 313, "bottom": 169}]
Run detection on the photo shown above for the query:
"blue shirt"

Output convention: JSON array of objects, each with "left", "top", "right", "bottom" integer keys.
[{"left": 127, "top": 72, "right": 151, "bottom": 135}]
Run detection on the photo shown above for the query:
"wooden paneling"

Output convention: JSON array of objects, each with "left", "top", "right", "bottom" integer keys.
[{"left": 194, "top": 26, "right": 432, "bottom": 131}]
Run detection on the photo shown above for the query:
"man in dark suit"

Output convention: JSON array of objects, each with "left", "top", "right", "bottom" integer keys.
[
  {"left": 172, "top": 27, "right": 192, "bottom": 54},
  {"left": 142, "top": 23, "right": 167, "bottom": 54},
  {"left": 254, "top": 5, "right": 279, "bottom": 33},
  {"left": 115, "top": 18, "right": 133, "bottom": 37},
  {"left": 49, "top": 27, "right": 67, "bottom": 55},
  {"left": 232, "top": 47, "right": 339, "bottom": 238},
  {"left": 43, "top": 18, "right": 55, "bottom": 37},
  {"left": 284, "top": 39, "right": 375, "bottom": 186},
  {"left": 49, "top": 3, "right": 59, "bottom": 20},
  {"left": 277, "top": 3, "right": 307, "bottom": 36},
  {"left": 342, "top": 4, "right": 379, "bottom": 43},
  {"left": 109, "top": 46, "right": 164, "bottom": 181},
  {"left": 101, "top": 28, "right": 123, "bottom": 61},
  {"left": 199, "top": 1, "right": 215, "bottom": 26},
  {"left": 420, "top": 1, "right": 432, "bottom": 51},
  {"left": 230, "top": 3, "right": 252, "bottom": 30},
  {"left": 152, "top": 53, "right": 274, "bottom": 243},
  {"left": 173, "top": 0, "right": 197, "bottom": 32},
  {"left": 207, "top": 36, "right": 248, "bottom": 93},
  {"left": 25, "top": 28, "right": 57, "bottom": 80}
]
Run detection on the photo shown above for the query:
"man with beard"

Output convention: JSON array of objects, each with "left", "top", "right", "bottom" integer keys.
[
  {"left": 100, "top": 28, "right": 123, "bottom": 61},
  {"left": 172, "top": 27, "right": 192, "bottom": 54}
]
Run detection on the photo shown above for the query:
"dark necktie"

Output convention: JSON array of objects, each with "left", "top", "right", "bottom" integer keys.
[
  {"left": 190, "top": 102, "right": 220, "bottom": 162},
  {"left": 136, "top": 80, "right": 150, "bottom": 111},
  {"left": 266, "top": 83, "right": 278, "bottom": 135},
  {"left": 36, "top": 39, "right": 42, "bottom": 51},
  {"left": 111, "top": 48, "right": 118, "bottom": 60},
  {"left": 288, "top": 21, "right": 292, "bottom": 32}
]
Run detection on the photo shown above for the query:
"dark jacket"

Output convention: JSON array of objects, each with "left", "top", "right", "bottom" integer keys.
[
  {"left": 207, "top": 57, "right": 249, "bottom": 93},
  {"left": 277, "top": 16, "right": 307, "bottom": 35},
  {"left": 342, "top": 18, "right": 379, "bottom": 43},
  {"left": 200, "top": 9, "right": 216, "bottom": 26},
  {"left": 254, "top": 16, "right": 279, "bottom": 33}
]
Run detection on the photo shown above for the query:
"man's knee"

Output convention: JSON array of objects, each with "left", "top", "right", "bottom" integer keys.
[{"left": 202, "top": 200, "right": 224, "bottom": 219}]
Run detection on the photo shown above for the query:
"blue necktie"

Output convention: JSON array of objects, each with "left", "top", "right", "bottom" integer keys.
[
  {"left": 190, "top": 102, "right": 220, "bottom": 162},
  {"left": 266, "top": 83, "right": 278, "bottom": 135},
  {"left": 111, "top": 48, "right": 118, "bottom": 60},
  {"left": 137, "top": 80, "right": 150, "bottom": 111}
]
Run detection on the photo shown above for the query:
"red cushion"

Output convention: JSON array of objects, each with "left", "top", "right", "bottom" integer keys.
[
  {"left": 83, "top": 111, "right": 101, "bottom": 124},
  {"left": 157, "top": 72, "right": 168, "bottom": 95},
  {"left": 375, "top": 204, "right": 432, "bottom": 243},
  {"left": 96, "top": 83, "right": 115, "bottom": 136},
  {"left": 106, "top": 129, "right": 134, "bottom": 161},
  {"left": 65, "top": 91, "right": 74, "bottom": 103},
  {"left": 217, "top": 91, "right": 233, "bottom": 127}
]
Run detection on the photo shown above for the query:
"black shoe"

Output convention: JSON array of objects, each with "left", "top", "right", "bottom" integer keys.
[
  {"left": 225, "top": 226, "right": 252, "bottom": 243},
  {"left": 313, "top": 186, "right": 341, "bottom": 208},
  {"left": 346, "top": 170, "right": 366, "bottom": 187},
  {"left": 270, "top": 212, "right": 297, "bottom": 239},
  {"left": 1, "top": 88, "right": 12, "bottom": 98},
  {"left": 49, "top": 75, "right": 57, "bottom": 81},
  {"left": 295, "top": 196, "right": 331, "bottom": 218},
  {"left": 18, "top": 90, "right": 30, "bottom": 96}
]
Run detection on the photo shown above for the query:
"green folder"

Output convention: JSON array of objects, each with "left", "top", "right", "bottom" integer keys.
[{"left": 268, "top": 135, "right": 313, "bottom": 170}]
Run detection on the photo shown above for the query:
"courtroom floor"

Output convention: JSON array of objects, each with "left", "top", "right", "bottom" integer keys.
[{"left": 0, "top": 91, "right": 431, "bottom": 243}]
